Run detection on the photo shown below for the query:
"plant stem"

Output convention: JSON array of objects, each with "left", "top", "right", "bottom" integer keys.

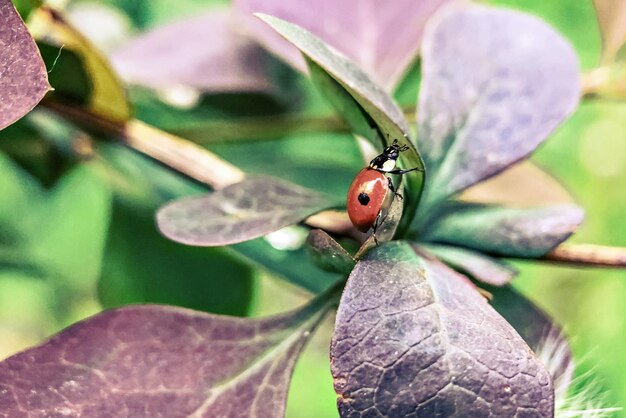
[
  {"left": 43, "top": 100, "right": 244, "bottom": 189},
  {"left": 543, "top": 243, "right": 626, "bottom": 267},
  {"left": 41, "top": 100, "right": 354, "bottom": 234},
  {"left": 125, "top": 120, "right": 245, "bottom": 189},
  {"left": 581, "top": 65, "right": 626, "bottom": 98}
]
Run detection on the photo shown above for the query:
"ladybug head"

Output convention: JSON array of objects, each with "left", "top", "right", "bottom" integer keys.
[{"left": 383, "top": 139, "right": 410, "bottom": 160}]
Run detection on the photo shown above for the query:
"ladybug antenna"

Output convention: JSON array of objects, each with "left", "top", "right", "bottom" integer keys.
[{"left": 398, "top": 144, "right": 410, "bottom": 152}]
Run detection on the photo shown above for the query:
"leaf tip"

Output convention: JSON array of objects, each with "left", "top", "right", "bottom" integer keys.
[{"left": 252, "top": 12, "right": 275, "bottom": 24}]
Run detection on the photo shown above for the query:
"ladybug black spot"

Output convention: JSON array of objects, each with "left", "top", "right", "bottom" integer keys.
[{"left": 358, "top": 192, "right": 370, "bottom": 206}]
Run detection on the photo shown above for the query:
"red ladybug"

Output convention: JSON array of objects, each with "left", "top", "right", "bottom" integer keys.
[{"left": 347, "top": 139, "right": 420, "bottom": 234}]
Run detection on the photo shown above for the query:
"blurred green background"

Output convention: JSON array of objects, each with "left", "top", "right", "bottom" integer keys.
[{"left": 1, "top": 0, "right": 625, "bottom": 417}]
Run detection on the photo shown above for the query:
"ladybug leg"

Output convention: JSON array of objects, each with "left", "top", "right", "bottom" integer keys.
[
  {"left": 387, "top": 176, "right": 403, "bottom": 200},
  {"left": 372, "top": 212, "right": 382, "bottom": 245}
]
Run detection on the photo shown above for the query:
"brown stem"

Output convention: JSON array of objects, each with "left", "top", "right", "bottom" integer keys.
[
  {"left": 543, "top": 243, "right": 626, "bottom": 267},
  {"left": 581, "top": 67, "right": 611, "bottom": 97},
  {"left": 124, "top": 120, "right": 245, "bottom": 189},
  {"left": 42, "top": 100, "right": 353, "bottom": 234},
  {"left": 581, "top": 65, "right": 626, "bottom": 99},
  {"left": 43, "top": 100, "right": 244, "bottom": 190}
]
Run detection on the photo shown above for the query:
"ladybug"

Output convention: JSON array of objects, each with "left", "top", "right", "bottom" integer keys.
[{"left": 347, "top": 139, "right": 420, "bottom": 235}]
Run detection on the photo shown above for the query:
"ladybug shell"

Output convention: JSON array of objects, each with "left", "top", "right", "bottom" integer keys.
[{"left": 347, "top": 168, "right": 389, "bottom": 232}]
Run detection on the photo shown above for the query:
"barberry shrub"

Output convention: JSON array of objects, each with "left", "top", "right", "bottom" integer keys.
[{"left": 0, "top": 0, "right": 623, "bottom": 417}]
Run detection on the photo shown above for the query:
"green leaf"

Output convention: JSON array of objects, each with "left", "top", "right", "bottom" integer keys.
[
  {"left": 96, "top": 144, "right": 255, "bottom": 315},
  {"left": 0, "top": 152, "right": 44, "bottom": 273},
  {"left": 99, "top": 198, "right": 255, "bottom": 316},
  {"left": 99, "top": 144, "right": 339, "bottom": 294},
  {"left": 208, "top": 132, "right": 364, "bottom": 198},
  {"left": 33, "top": 164, "right": 111, "bottom": 325},
  {"left": 421, "top": 202, "right": 585, "bottom": 258},
  {"left": 36, "top": 43, "right": 91, "bottom": 106},
  {"left": 234, "top": 238, "right": 343, "bottom": 294},
  {"left": 255, "top": 13, "right": 425, "bottom": 236},
  {"left": 307, "top": 62, "right": 379, "bottom": 141},
  {"left": 129, "top": 75, "right": 304, "bottom": 133},
  {"left": 0, "top": 156, "right": 110, "bottom": 287},
  {"left": 306, "top": 229, "right": 354, "bottom": 275},
  {"left": 156, "top": 176, "right": 335, "bottom": 247},
  {"left": 33, "top": 164, "right": 111, "bottom": 289},
  {"left": 0, "top": 0, "right": 49, "bottom": 130},
  {"left": 11, "top": 0, "right": 42, "bottom": 19},
  {"left": 29, "top": 6, "right": 131, "bottom": 124},
  {"left": 0, "top": 272, "right": 57, "bottom": 359},
  {"left": 0, "top": 154, "right": 111, "bottom": 327}
]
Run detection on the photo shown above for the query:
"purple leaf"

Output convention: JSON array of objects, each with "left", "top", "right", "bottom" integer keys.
[
  {"left": 255, "top": 14, "right": 425, "bottom": 235},
  {"left": 0, "top": 0, "right": 49, "bottom": 130},
  {"left": 419, "top": 243, "right": 517, "bottom": 286},
  {"left": 110, "top": 10, "right": 274, "bottom": 93},
  {"left": 0, "top": 293, "right": 335, "bottom": 417},
  {"left": 306, "top": 229, "right": 355, "bottom": 275},
  {"left": 422, "top": 202, "right": 585, "bottom": 258},
  {"left": 417, "top": 5, "right": 580, "bottom": 213},
  {"left": 157, "top": 176, "right": 333, "bottom": 246},
  {"left": 331, "top": 242, "right": 554, "bottom": 417},
  {"left": 255, "top": 14, "right": 410, "bottom": 141},
  {"left": 235, "top": 0, "right": 452, "bottom": 91}
]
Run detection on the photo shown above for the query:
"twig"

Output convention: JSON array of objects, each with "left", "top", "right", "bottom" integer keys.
[
  {"left": 581, "top": 67, "right": 611, "bottom": 97},
  {"left": 43, "top": 100, "right": 244, "bottom": 190},
  {"left": 125, "top": 120, "right": 244, "bottom": 189},
  {"left": 42, "top": 100, "right": 353, "bottom": 234},
  {"left": 581, "top": 66, "right": 626, "bottom": 98},
  {"left": 543, "top": 243, "right": 626, "bottom": 268}
]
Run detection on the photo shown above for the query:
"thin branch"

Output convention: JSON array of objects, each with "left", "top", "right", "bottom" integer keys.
[
  {"left": 543, "top": 243, "right": 626, "bottom": 268},
  {"left": 125, "top": 120, "right": 245, "bottom": 189},
  {"left": 42, "top": 100, "right": 353, "bottom": 234},
  {"left": 581, "top": 66, "right": 626, "bottom": 98},
  {"left": 581, "top": 67, "right": 610, "bottom": 97},
  {"left": 43, "top": 100, "right": 244, "bottom": 190}
]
